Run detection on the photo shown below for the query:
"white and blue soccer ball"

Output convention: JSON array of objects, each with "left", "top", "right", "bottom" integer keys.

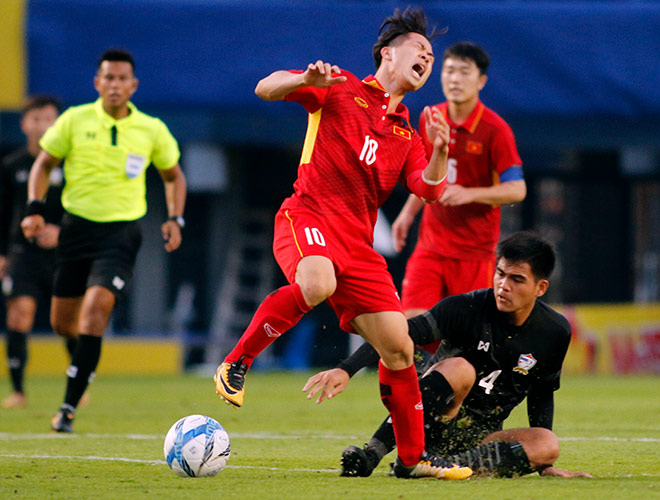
[{"left": 163, "top": 414, "right": 231, "bottom": 477}]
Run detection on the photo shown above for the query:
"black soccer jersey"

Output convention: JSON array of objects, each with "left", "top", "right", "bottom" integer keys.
[
  {"left": 409, "top": 288, "right": 571, "bottom": 424},
  {"left": 0, "top": 148, "right": 63, "bottom": 254}
]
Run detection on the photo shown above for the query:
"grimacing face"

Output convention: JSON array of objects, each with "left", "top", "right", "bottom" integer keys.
[
  {"left": 385, "top": 32, "right": 435, "bottom": 91},
  {"left": 94, "top": 60, "right": 138, "bottom": 111},
  {"left": 441, "top": 56, "right": 487, "bottom": 105},
  {"left": 493, "top": 258, "right": 548, "bottom": 321}
]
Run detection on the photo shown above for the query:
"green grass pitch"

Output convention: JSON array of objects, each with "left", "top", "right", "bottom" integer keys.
[{"left": 1, "top": 372, "right": 658, "bottom": 499}]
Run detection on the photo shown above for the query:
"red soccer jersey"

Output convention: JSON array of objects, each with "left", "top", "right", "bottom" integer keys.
[
  {"left": 417, "top": 100, "right": 522, "bottom": 260},
  {"left": 281, "top": 70, "right": 431, "bottom": 245}
]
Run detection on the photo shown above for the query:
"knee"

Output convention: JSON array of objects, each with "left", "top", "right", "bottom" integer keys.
[
  {"left": 298, "top": 274, "right": 336, "bottom": 306},
  {"left": 524, "top": 428, "right": 560, "bottom": 467},
  {"left": 50, "top": 315, "right": 76, "bottom": 338},
  {"left": 434, "top": 357, "right": 476, "bottom": 400},
  {"left": 378, "top": 335, "right": 414, "bottom": 369}
]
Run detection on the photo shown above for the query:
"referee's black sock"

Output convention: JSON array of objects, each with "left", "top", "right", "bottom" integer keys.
[
  {"left": 7, "top": 330, "right": 28, "bottom": 393},
  {"left": 448, "top": 441, "right": 535, "bottom": 477},
  {"left": 63, "top": 334, "right": 102, "bottom": 409},
  {"left": 65, "top": 337, "right": 78, "bottom": 360}
]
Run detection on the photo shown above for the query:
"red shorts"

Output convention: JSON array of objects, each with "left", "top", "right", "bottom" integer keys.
[
  {"left": 273, "top": 206, "right": 403, "bottom": 332},
  {"left": 401, "top": 248, "right": 494, "bottom": 311}
]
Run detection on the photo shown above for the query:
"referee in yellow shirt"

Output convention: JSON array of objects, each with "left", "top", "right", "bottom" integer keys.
[{"left": 21, "top": 49, "right": 187, "bottom": 433}]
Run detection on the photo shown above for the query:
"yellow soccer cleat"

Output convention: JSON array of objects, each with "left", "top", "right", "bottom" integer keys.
[
  {"left": 392, "top": 451, "right": 473, "bottom": 480},
  {"left": 214, "top": 358, "right": 248, "bottom": 408}
]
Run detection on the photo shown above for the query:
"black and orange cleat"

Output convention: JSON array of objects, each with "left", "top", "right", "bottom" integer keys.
[{"left": 213, "top": 357, "right": 249, "bottom": 407}]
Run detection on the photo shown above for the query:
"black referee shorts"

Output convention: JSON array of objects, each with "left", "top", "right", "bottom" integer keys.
[
  {"left": 53, "top": 212, "right": 142, "bottom": 301},
  {"left": 1, "top": 246, "right": 56, "bottom": 301}
]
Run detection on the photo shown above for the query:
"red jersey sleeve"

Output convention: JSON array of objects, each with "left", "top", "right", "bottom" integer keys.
[
  {"left": 283, "top": 70, "right": 332, "bottom": 114},
  {"left": 490, "top": 121, "right": 522, "bottom": 174}
]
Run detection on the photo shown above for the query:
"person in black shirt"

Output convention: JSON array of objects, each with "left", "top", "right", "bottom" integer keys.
[
  {"left": 304, "top": 231, "right": 591, "bottom": 478},
  {"left": 1, "top": 95, "right": 62, "bottom": 408}
]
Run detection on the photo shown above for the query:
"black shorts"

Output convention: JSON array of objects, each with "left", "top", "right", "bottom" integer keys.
[
  {"left": 53, "top": 212, "right": 142, "bottom": 300},
  {"left": 426, "top": 407, "right": 503, "bottom": 456},
  {"left": 1, "top": 246, "right": 56, "bottom": 301}
]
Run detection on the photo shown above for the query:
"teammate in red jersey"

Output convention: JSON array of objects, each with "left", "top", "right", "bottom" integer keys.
[
  {"left": 393, "top": 42, "right": 527, "bottom": 319},
  {"left": 214, "top": 8, "right": 472, "bottom": 480}
]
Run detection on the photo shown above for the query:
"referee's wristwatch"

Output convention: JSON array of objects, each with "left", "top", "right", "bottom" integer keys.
[{"left": 168, "top": 215, "right": 186, "bottom": 229}]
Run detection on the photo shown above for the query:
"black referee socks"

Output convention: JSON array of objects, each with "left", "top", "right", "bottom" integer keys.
[
  {"left": 7, "top": 330, "right": 28, "bottom": 393},
  {"left": 63, "top": 334, "right": 102, "bottom": 409}
]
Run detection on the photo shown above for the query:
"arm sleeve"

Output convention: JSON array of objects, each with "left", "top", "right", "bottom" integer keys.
[
  {"left": 151, "top": 120, "right": 181, "bottom": 170},
  {"left": 405, "top": 168, "right": 446, "bottom": 202},
  {"left": 408, "top": 294, "right": 471, "bottom": 347},
  {"left": 399, "top": 131, "right": 446, "bottom": 202},
  {"left": 335, "top": 341, "right": 380, "bottom": 377},
  {"left": 527, "top": 385, "right": 555, "bottom": 430}
]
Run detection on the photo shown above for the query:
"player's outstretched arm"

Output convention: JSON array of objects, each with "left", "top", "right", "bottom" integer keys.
[{"left": 255, "top": 61, "right": 347, "bottom": 101}]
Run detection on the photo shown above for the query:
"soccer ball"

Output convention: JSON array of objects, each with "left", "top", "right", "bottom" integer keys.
[{"left": 163, "top": 414, "right": 231, "bottom": 477}]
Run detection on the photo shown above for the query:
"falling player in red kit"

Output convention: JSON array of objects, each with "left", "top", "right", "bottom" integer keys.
[
  {"left": 393, "top": 42, "right": 526, "bottom": 319},
  {"left": 214, "top": 8, "right": 472, "bottom": 480}
]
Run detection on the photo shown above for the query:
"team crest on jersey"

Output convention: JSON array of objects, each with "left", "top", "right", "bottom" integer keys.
[
  {"left": 354, "top": 97, "right": 369, "bottom": 108},
  {"left": 466, "top": 140, "right": 483, "bottom": 154},
  {"left": 513, "top": 353, "right": 537, "bottom": 375},
  {"left": 393, "top": 125, "right": 411, "bottom": 140}
]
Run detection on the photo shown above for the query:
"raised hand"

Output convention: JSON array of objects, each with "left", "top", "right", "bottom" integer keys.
[
  {"left": 424, "top": 106, "right": 450, "bottom": 154},
  {"left": 302, "top": 60, "right": 348, "bottom": 88}
]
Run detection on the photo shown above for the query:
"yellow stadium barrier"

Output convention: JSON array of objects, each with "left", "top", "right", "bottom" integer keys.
[
  {"left": 0, "top": 0, "right": 26, "bottom": 109},
  {"left": 559, "top": 303, "right": 660, "bottom": 374},
  {"left": 0, "top": 336, "right": 182, "bottom": 375}
]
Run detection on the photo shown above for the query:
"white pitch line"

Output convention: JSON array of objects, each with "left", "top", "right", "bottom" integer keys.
[
  {"left": 560, "top": 437, "right": 660, "bottom": 443},
  {"left": 0, "top": 453, "right": 337, "bottom": 473},
  {"left": 0, "top": 432, "right": 658, "bottom": 442},
  {"left": 0, "top": 432, "right": 359, "bottom": 441}
]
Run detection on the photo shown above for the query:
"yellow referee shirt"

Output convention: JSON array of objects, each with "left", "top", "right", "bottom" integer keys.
[{"left": 40, "top": 98, "right": 180, "bottom": 222}]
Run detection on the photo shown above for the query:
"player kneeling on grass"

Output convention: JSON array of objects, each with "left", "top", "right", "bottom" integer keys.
[{"left": 304, "top": 231, "right": 592, "bottom": 478}]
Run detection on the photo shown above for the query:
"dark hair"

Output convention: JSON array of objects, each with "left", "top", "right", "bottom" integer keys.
[
  {"left": 22, "top": 95, "right": 60, "bottom": 115},
  {"left": 372, "top": 7, "right": 442, "bottom": 69},
  {"left": 98, "top": 48, "right": 136, "bottom": 73},
  {"left": 443, "top": 41, "right": 490, "bottom": 75},
  {"left": 496, "top": 231, "right": 556, "bottom": 280}
]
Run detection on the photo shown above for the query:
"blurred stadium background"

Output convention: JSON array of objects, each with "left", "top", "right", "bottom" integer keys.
[{"left": 1, "top": 0, "right": 659, "bottom": 377}]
